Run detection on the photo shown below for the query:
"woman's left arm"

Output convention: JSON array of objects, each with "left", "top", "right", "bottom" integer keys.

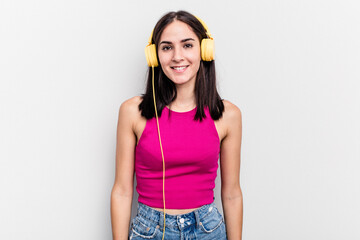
[{"left": 220, "top": 101, "right": 243, "bottom": 240}]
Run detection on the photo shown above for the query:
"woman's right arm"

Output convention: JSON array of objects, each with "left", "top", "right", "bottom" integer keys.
[{"left": 111, "top": 99, "right": 137, "bottom": 240}]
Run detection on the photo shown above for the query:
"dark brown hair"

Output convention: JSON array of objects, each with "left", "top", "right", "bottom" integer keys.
[{"left": 138, "top": 10, "right": 224, "bottom": 121}]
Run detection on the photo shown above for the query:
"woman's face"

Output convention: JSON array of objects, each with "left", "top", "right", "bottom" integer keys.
[{"left": 157, "top": 20, "right": 201, "bottom": 87}]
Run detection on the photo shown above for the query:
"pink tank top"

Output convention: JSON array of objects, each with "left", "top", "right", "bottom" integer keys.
[{"left": 135, "top": 106, "right": 220, "bottom": 209}]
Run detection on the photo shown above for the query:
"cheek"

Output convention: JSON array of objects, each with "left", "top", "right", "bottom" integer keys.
[
  {"left": 191, "top": 54, "right": 201, "bottom": 69},
  {"left": 194, "top": 61, "right": 201, "bottom": 74},
  {"left": 158, "top": 52, "right": 169, "bottom": 66},
  {"left": 158, "top": 54, "right": 171, "bottom": 78},
  {"left": 186, "top": 49, "right": 201, "bottom": 65}
]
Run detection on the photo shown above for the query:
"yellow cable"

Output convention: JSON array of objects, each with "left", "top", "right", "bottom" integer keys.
[{"left": 151, "top": 66, "right": 166, "bottom": 239}]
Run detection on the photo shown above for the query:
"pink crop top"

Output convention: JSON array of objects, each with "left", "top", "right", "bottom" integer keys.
[{"left": 135, "top": 106, "right": 220, "bottom": 209}]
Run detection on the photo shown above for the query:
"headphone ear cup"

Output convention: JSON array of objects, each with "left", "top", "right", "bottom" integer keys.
[
  {"left": 201, "top": 38, "right": 215, "bottom": 61},
  {"left": 145, "top": 44, "right": 159, "bottom": 67}
]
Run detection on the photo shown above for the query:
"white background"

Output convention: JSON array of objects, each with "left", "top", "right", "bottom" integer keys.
[{"left": 1, "top": 0, "right": 359, "bottom": 239}]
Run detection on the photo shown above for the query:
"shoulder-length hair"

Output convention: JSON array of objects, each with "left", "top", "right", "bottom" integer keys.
[{"left": 138, "top": 10, "right": 224, "bottom": 121}]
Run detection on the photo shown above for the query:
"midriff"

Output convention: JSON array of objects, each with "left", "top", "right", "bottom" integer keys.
[{"left": 151, "top": 207, "right": 200, "bottom": 215}]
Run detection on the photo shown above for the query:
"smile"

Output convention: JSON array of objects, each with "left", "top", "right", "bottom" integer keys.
[{"left": 170, "top": 65, "right": 189, "bottom": 73}]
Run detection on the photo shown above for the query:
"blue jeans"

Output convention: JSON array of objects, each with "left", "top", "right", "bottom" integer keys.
[{"left": 129, "top": 202, "right": 227, "bottom": 240}]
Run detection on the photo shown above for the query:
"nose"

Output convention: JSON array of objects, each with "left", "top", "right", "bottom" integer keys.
[{"left": 172, "top": 47, "right": 184, "bottom": 62}]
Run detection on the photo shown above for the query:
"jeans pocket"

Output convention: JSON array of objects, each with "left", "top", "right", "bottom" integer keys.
[
  {"left": 130, "top": 216, "right": 159, "bottom": 239},
  {"left": 199, "top": 207, "right": 224, "bottom": 233}
]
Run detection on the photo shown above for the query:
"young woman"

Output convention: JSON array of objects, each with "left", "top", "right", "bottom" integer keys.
[{"left": 111, "top": 10, "right": 243, "bottom": 240}]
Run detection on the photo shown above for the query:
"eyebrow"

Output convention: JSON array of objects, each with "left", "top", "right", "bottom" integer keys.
[{"left": 159, "top": 38, "right": 195, "bottom": 45}]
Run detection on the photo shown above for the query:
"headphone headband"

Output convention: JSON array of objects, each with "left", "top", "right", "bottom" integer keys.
[
  {"left": 147, "top": 30, "right": 154, "bottom": 46},
  {"left": 145, "top": 15, "right": 214, "bottom": 67},
  {"left": 194, "top": 16, "right": 212, "bottom": 39}
]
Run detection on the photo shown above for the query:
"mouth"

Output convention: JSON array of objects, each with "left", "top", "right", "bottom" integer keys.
[{"left": 170, "top": 65, "right": 189, "bottom": 73}]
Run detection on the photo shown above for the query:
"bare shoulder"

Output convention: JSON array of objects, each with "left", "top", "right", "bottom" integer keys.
[
  {"left": 221, "top": 100, "right": 242, "bottom": 138},
  {"left": 222, "top": 99, "right": 242, "bottom": 122},
  {"left": 214, "top": 100, "right": 242, "bottom": 142},
  {"left": 119, "top": 96, "right": 142, "bottom": 112},
  {"left": 118, "top": 96, "right": 143, "bottom": 125}
]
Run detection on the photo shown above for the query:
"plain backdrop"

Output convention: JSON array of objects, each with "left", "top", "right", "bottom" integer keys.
[{"left": 1, "top": 0, "right": 359, "bottom": 239}]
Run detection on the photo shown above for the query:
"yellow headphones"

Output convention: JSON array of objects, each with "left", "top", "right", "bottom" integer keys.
[
  {"left": 145, "top": 15, "right": 214, "bottom": 240},
  {"left": 145, "top": 16, "right": 215, "bottom": 67}
]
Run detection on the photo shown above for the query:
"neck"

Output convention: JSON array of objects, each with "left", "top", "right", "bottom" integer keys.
[{"left": 170, "top": 81, "right": 196, "bottom": 110}]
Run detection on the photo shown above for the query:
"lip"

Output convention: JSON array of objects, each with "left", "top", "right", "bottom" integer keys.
[{"left": 170, "top": 65, "right": 189, "bottom": 73}]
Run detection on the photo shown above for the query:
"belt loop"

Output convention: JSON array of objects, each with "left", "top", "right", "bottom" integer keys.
[
  {"left": 137, "top": 203, "right": 141, "bottom": 215},
  {"left": 159, "top": 211, "right": 164, "bottom": 229},
  {"left": 194, "top": 209, "right": 201, "bottom": 229}
]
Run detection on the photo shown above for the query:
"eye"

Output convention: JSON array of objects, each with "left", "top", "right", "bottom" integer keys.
[
  {"left": 161, "top": 45, "right": 172, "bottom": 51},
  {"left": 184, "top": 43, "right": 193, "bottom": 48}
]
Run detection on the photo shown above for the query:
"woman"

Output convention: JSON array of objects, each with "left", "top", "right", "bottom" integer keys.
[{"left": 111, "top": 10, "right": 243, "bottom": 240}]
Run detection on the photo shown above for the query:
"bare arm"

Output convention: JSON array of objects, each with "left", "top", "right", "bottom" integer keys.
[
  {"left": 220, "top": 101, "right": 243, "bottom": 240},
  {"left": 111, "top": 99, "right": 137, "bottom": 240}
]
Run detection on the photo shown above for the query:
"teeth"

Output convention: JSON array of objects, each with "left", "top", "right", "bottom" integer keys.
[{"left": 173, "top": 66, "right": 186, "bottom": 70}]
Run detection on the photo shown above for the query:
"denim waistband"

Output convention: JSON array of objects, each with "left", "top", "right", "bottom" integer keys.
[{"left": 136, "top": 202, "right": 217, "bottom": 230}]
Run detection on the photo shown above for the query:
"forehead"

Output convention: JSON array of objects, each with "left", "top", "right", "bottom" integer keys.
[{"left": 159, "top": 20, "right": 199, "bottom": 42}]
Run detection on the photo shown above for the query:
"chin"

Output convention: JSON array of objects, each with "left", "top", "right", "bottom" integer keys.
[
  {"left": 171, "top": 78, "right": 193, "bottom": 85},
  {"left": 167, "top": 74, "right": 196, "bottom": 85}
]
